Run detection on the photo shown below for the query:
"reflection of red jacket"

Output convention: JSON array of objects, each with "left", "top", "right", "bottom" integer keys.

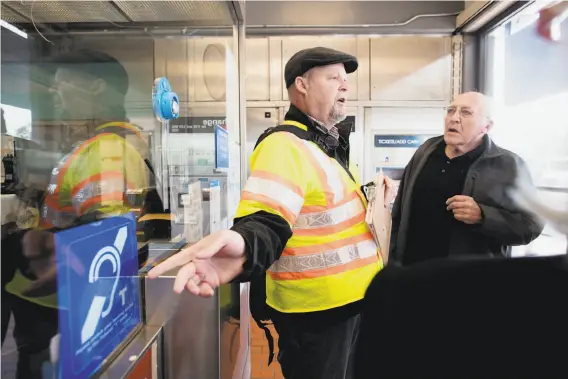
[{"left": 537, "top": 2, "right": 568, "bottom": 41}]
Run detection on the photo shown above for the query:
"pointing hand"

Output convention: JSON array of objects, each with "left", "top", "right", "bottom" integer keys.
[{"left": 148, "top": 230, "right": 246, "bottom": 297}]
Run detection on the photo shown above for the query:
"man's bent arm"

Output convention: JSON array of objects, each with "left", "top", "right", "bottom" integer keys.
[
  {"left": 477, "top": 204, "right": 543, "bottom": 246},
  {"left": 230, "top": 133, "right": 308, "bottom": 282},
  {"left": 231, "top": 212, "right": 293, "bottom": 281},
  {"left": 476, "top": 158, "right": 544, "bottom": 245}
]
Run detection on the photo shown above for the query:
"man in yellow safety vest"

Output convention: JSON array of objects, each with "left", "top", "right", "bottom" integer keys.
[{"left": 149, "top": 47, "right": 392, "bottom": 379}]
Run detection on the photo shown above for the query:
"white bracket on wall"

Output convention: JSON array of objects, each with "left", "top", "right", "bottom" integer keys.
[{"left": 450, "top": 34, "right": 464, "bottom": 99}]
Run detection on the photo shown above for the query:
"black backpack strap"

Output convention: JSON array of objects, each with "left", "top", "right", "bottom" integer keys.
[
  {"left": 249, "top": 124, "right": 311, "bottom": 367},
  {"left": 256, "top": 315, "right": 276, "bottom": 365},
  {"left": 254, "top": 124, "right": 312, "bottom": 151},
  {"left": 255, "top": 124, "right": 356, "bottom": 183}
]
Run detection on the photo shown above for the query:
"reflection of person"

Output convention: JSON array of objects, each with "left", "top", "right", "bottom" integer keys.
[
  {"left": 355, "top": 7, "right": 568, "bottom": 379},
  {"left": 40, "top": 49, "right": 149, "bottom": 229},
  {"left": 149, "top": 47, "right": 392, "bottom": 379},
  {"left": 390, "top": 92, "right": 543, "bottom": 266},
  {"left": 1, "top": 107, "right": 6, "bottom": 134},
  {"left": 2, "top": 49, "right": 151, "bottom": 379}
]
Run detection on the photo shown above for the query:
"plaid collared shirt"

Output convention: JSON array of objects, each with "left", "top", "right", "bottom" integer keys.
[{"left": 307, "top": 115, "right": 340, "bottom": 142}]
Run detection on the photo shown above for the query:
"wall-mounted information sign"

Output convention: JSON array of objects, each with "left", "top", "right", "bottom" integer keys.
[
  {"left": 374, "top": 134, "right": 434, "bottom": 148},
  {"left": 55, "top": 213, "right": 142, "bottom": 379},
  {"left": 215, "top": 125, "right": 229, "bottom": 171},
  {"left": 169, "top": 117, "right": 227, "bottom": 134}
]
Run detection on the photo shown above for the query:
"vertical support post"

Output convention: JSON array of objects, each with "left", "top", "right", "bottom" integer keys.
[
  {"left": 238, "top": 21, "right": 248, "bottom": 191},
  {"left": 451, "top": 34, "right": 464, "bottom": 99},
  {"left": 161, "top": 119, "right": 170, "bottom": 211}
]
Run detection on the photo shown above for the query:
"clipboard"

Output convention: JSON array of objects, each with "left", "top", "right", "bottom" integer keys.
[{"left": 365, "top": 168, "right": 392, "bottom": 266}]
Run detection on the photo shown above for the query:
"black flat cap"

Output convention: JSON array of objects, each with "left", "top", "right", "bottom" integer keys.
[{"left": 284, "top": 47, "right": 358, "bottom": 89}]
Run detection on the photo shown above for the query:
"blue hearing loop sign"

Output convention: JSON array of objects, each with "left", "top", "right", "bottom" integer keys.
[{"left": 55, "top": 213, "right": 142, "bottom": 379}]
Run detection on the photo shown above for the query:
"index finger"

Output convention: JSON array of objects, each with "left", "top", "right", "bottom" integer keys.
[
  {"left": 446, "top": 195, "right": 470, "bottom": 205},
  {"left": 148, "top": 245, "right": 196, "bottom": 279}
]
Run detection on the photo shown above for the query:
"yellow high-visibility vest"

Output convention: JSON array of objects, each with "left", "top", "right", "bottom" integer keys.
[
  {"left": 6, "top": 122, "right": 148, "bottom": 307},
  {"left": 5, "top": 269, "right": 58, "bottom": 308},
  {"left": 235, "top": 120, "right": 383, "bottom": 313},
  {"left": 40, "top": 122, "right": 148, "bottom": 229}
]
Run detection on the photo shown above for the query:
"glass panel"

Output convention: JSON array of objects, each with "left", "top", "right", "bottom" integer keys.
[
  {"left": 483, "top": 2, "right": 568, "bottom": 256},
  {"left": 1, "top": 8, "right": 242, "bottom": 378}
]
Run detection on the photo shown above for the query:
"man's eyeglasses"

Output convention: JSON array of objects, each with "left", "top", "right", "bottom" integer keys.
[{"left": 445, "top": 107, "right": 474, "bottom": 118}]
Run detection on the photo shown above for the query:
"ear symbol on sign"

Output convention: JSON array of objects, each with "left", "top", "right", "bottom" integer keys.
[{"left": 81, "top": 227, "right": 128, "bottom": 344}]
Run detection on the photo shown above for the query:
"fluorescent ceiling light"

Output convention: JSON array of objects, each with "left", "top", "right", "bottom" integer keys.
[{"left": 0, "top": 20, "right": 27, "bottom": 39}]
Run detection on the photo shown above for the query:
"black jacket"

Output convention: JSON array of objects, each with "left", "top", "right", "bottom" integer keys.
[
  {"left": 390, "top": 136, "right": 544, "bottom": 264},
  {"left": 356, "top": 256, "right": 568, "bottom": 379}
]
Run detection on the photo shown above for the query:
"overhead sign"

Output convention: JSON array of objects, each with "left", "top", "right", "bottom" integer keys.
[
  {"left": 169, "top": 116, "right": 227, "bottom": 134},
  {"left": 55, "top": 213, "right": 142, "bottom": 379},
  {"left": 374, "top": 134, "right": 435, "bottom": 148},
  {"left": 215, "top": 125, "right": 229, "bottom": 170}
]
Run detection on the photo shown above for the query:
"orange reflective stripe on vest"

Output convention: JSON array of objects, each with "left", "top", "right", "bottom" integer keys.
[
  {"left": 269, "top": 233, "right": 378, "bottom": 280},
  {"left": 241, "top": 169, "right": 305, "bottom": 225},
  {"left": 294, "top": 192, "right": 366, "bottom": 237},
  {"left": 237, "top": 121, "right": 382, "bottom": 313}
]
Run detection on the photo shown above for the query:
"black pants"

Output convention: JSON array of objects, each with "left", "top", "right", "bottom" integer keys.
[{"left": 271, "top": 302, "right": 362, "bottom": 379}]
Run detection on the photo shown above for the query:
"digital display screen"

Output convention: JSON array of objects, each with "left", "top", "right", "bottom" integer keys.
[{"left": 55, "top": 213, "right": 142, "bottom": 379}]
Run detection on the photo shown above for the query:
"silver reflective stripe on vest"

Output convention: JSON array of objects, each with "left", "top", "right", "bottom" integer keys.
[
  {"left": 71, "top": 177, "right": 126, "bottom": 212},
  {"left": 294, "top": 196, "right": 365, "bottom": 230},
  {"left": 243, "top": 175, "right": 304, "bottom": 216},
  {"left": 269, "top": 238, "right": 377, "bottom": 273},
  {"left": 41, "top": 204, "right": 76, "bottom": 228},
  {"left": 302, "top": 140, "right": 346, "bottom": 204}
]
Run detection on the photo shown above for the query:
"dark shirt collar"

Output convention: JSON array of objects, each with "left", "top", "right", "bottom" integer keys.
[
  {"left": 441, "top": 134, "right": 488, "bottom": 162},
  {"left": 285, "top": 104, "right": 339, "bottom": 141}
]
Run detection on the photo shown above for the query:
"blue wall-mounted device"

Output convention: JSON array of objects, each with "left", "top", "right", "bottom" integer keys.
[{"left": 152, "top": 77, "right": 179, "bottom": 121}]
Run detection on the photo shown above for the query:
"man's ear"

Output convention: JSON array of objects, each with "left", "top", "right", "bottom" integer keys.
[
  {"left": 294, "top": 76, "right": 308, "bottom": 96},
  {"left": 485, "top": 118, "right": 494, "bottom": 133},
  {"left": 90, "top": 78, "right": 107, "bottom": 96}
]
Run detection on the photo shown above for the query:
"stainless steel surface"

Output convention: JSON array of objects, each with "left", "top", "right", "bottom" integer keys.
[
  {"left": 69, "top": 35, "right": 155, "bottom": 106},
  {"left": 113, "top": 1, "right": 233, "bottom": 24},
  {"left": 451, "top": 34, "right": 464, "bottom": 99},
  {"left": 459, "top": 1, "right": 518, "bottom": 32},
  {"left": 245, "top": 108, "right": 278, "bottom": 176},
  {"left": 0, "top": 3, "right": 28, "bottom": 23},
  {"left": 155, "top": 37, "right": 233, "bottom": 104},
  {"left": 145, "top": 275, "right": 220, "bottom": 379},
  {"left": 98, "top": 325, "right": 161, "bottom": 379},
  {"left": 233, "top": 283, "right": 251, "bottom": 379},
  {"left": 238, "top": 20, "right": 248, "bottom": 193},
  {"left": 457, "top": 0, "right": 493, "bottom": 28},
  {"left": 164, "top": 38, "right": 190, "bottom": 102},
  {"left": 268, "top": 38, "right": 283, "bottom": 102},
  {"left": 194, "top": 38, "right": 232, "bottom": 102},
  {"left": 246, "top": 38, "right": 270, "bottom": 101},
  {"left": 244, "top": 35, "right": 453, "bottom": 104},
  {"left": 245, "top": 1, "right": 463, "bottom": 33},
  {"left": 1, "top": 1, "right": 236, "bottom": 25},
  {"left": 3, "top": 1, "right": 129, "bottom": 24},
  {"left": 370, "top": 36, "right": 452, "bottom": 102}
]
